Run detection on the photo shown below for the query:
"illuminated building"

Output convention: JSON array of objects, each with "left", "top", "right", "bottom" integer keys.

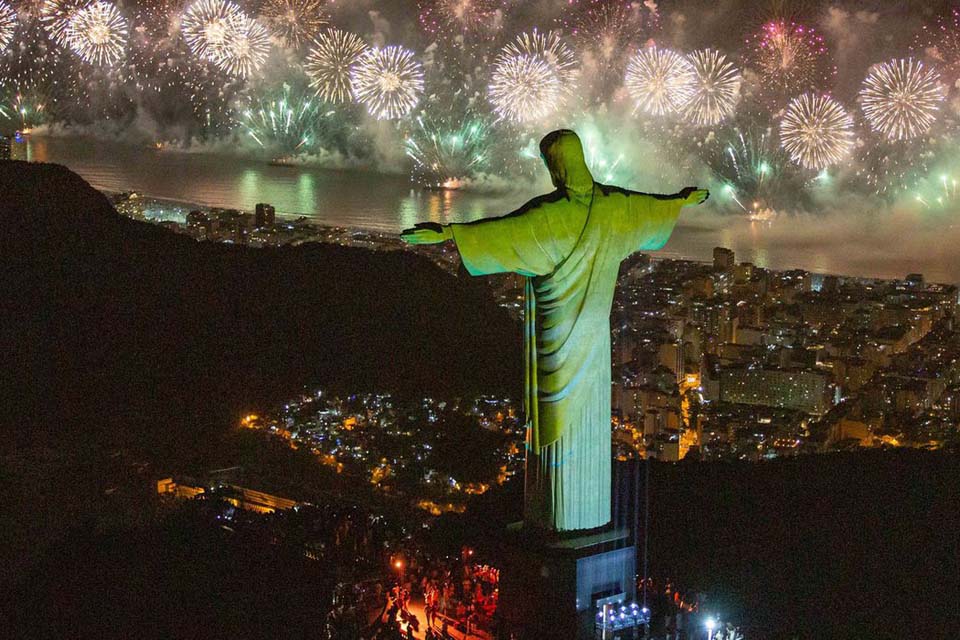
[
  {"left": 713, "top": 246, "right": 735, "bottom": 271},
  {"left": 157, "top": 477, "right": 300, "bottom": 513},
  {"left": 255, "top": 202, "right": 276, "bottom": 229},
  {"left": 708, "top": 366, "right": 833, "bottom": 415}
]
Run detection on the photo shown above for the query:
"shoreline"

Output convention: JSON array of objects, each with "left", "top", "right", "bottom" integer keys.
[{"left": 103, "top": 189, "right": 944, "bottom": 287}]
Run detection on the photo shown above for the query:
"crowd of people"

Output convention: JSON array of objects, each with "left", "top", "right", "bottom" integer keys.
[
  {"left": 363, "top": 549, "right": 499, "bottom": 639},
  {"left": 423, "top": 560, "right": 499, "bottom": 636}
]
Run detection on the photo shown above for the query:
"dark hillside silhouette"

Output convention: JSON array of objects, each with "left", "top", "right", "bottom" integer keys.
[{"left": 0, "top": 161, "right": 521, "bottom": 462}]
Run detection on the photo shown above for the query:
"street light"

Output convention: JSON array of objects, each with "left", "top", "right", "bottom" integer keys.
[
  {"left": 393, "top": 557, "right": 406, "bottom": 585},
  {"left": 705, "top": 617, "right": 717, "bottom": 640}
]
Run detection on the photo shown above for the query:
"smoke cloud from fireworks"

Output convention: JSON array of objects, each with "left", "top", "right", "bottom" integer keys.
[{"left": 1, "top": 0, "right": 959, "bottom": 222}]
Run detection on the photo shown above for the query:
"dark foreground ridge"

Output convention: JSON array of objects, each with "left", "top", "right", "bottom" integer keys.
[
  {"left": 0, "top": 161, "right": 521, "bottom": 457},
  {"left": 640, "top": 450, "right": 960, "bottom": 638},
  {"left": 4, "top": 163, "right": 960, "bottom": 639}
]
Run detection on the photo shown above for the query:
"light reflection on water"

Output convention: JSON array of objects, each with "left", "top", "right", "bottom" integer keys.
[
  {"left": 18, "top": 135, "right": 521, "bottom": 232},
  {"left": 17, "top": 134, "right": 960, "bottom": 283}
]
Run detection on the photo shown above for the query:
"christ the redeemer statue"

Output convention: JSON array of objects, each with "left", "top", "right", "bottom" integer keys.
[{"left": 402, "top": 129, "right": 709, "bottom": 532}]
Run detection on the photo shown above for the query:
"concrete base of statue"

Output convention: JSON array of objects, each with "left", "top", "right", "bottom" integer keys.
[{"left": 496, "top": 523, "right": 636, "bottom": 639}]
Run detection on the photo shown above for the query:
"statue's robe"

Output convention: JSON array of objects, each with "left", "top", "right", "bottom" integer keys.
[{"left": 449, "top": 131, "right": 686, "bottom": 531}]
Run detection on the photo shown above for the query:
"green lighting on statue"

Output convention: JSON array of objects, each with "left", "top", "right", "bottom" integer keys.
[{"left": 400, "top": 130, "right": 709, "bottom": 532}]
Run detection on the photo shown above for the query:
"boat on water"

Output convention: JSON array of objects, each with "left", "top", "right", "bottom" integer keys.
[{"left": 269, "top": 156, "right": 299, "bottom": 167}]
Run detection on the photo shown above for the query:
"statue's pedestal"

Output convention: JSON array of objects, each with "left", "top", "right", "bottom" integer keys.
[{"left": 497, "top": 524, "right": 636, "bottom": 639}]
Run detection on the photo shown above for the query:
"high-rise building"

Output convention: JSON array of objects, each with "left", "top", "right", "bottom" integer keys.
[
  {"left": 691, "top": 299, "right": 738, "bottom": 348},
  {"left": 0, "top": 136, "right": 11, "bottom": 160},
  {"left": 713, "top": 246, "right": 735, "bottom": 271},
  {"left": 255, "top": 203, "right": 275, "bottom": 229}
]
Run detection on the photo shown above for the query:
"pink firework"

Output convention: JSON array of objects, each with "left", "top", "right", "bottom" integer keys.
[{"left": 744, "top": 19, "right": 836, "bottom": 109}]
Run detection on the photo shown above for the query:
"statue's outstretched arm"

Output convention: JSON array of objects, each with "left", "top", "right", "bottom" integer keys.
[
  {"left": 676, "top": 186, "right": 710, "bottom": 205},
  {"left": 401, "top": 193, "right": 562, "bottom": 277},
  {"left": 625, "top": 187, "right": 709, "bottom": 253},
  {"left": 400, "top": 191, "right": 565, "bottom": 246},
  {"left": 400, "top": 222, "right": 452, "bottom": 245},
  {"left": 633, "top": 186, "right": 710, "bottom": 204}
]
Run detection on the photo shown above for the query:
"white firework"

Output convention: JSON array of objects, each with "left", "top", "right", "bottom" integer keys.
[
  {"left": 780, "top": 93, "right": 854, "bottom": 171},
  {"left": 859, "top": 57, "right": 946, "bottom": 141},
  {"left": 502, "top": 29, "right": 578, "bottom": 98},
  {"left": 65, "top": 1, "right": 128, "bottom": 66},
  {"left": 40, "top": 0, "right": 88, "bottom": 46},
  {"left": 350, "top": 46, "right": 424, "bottom": 120},
  {"left": 261, "top": 0, "right": 327, "bottom": 48},
  {"left": 488, "top": 29, "right": 578, "bottom": 123},
  {"left": 0, "top": 1, "right": 16, "bottom": 52},
  {"left": 625, "top": 45, "right": 696, "bottom": 116},
  {"left": 305, "top": 28, "right": 368, "bottom": 103},
  {"left": 488, "top": 54, "right": 562, "bottom": 123},
  {"left": 682, "top": 48, "right": 741, "bottom": 126},
  {"left": 213, "top": 13, "right": 270, "bottom": 78},
  {"left": 181, "top": 0, "right": 243, "bottom": 62}
]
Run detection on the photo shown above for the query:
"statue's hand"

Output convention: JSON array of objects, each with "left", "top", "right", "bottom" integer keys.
[
  {"left": 679, "top": 187, "right": 709, "bottom": 205},
  {"left": 400, "top": 222, "right": 453, "bottom": 245}
]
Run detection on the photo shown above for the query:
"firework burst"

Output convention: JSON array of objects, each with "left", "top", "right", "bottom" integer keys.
[
  {"left": 181, "top": 0, "right": 242, "bottom": 62},
  {"left": 65, "top": 1, "right": 128, "bottom": 66},
  {"left": 350, "top": 46, "right": 424, "bottom": 120},
  {"left": 911, "top": 170, "right": 960, "bottom": 210},
  {"left": 489, "top": 54, "right": 561, "bottom": 123},
  {"left": 0, "top": 16, "right": 81, "bottom": 123},
  {"left": 914, "top": 8, "right": 960, "bottom": 85},
  {"left": 40, "top": 0, "right": 89, "bottom": 46},
  {"left": 566, "top": 118, "right": 630, "bottom": 184},
  {"left": 852, "top": 138, "right": 941, "bottom": 197},
  {"left": 558, "top": 0, "right": 658, "bottom": 76},
  {"left": 625, "top": 45, "right": 695, "bottom": 116},
  {"left": 706, "top": 125, "right": 796, "bottom": 215},
  {"left": 213, "top": 13, "right": 270, "bottom": 78},
  {"left": 405, "top": 112, "right": 491, "bottom": 187},
  {"left": 488, "top": 29, "right": 577, "bottom": 123},
  {"left": 682, "top": 48, "right": 741, "bottom": 126},
  {"left": 305, "top": 28, "right": 367, "bottom": 104},
  {"left": 124, "top": 0, "right": 246, "bottom": 140},
  {"left": 418, "top": 0, "right": 500, "bottom": 39},
  {"left": 744, "top": 20, "right": 835, "bottom": 108},
  {"left": 1, "top": 87, "right": 48, "bottom": 131},
  {"left": 779, "top": 93, "right": 854, "bottom": 171},
  {"left": 859, "top": 58, "right": 945, "bottom": 142},
  {"left": 239, "top": 84, "right": 334, "bottom": 155},
  {"left": 127, "top": 0, "right": 190, "bottom": 86},
  {"left": 0, "top": 1, "right": 16, "bottom": 52},
  {"left": 130, "top": 0, "right": 186, "bottom": 51},
  {"left": 185, "top": 68, "right": 242, "bottom": 138},
  {"left": 261, "top": 0, "right": 327, "bottom": 49},
  {"left": 503, "top": 29, "right": 578, "bottom": 88}
]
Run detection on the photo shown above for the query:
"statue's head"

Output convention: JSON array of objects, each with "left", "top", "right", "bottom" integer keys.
[{"left": 539, "top": 129, "right": 595, "bottom": 194}]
